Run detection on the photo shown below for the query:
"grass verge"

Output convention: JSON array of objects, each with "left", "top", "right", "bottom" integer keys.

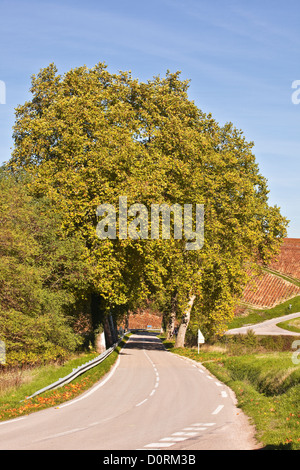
[
  {"left": 162, "top": 335, "right": 300, "bottom": 450},
  {"left": 228, "top": 295, "right": 300, "bottom": 330},
  {"left": 0, "top": 334, "right": 130, "bottom": 422},
  {"left": 277, "top": 318, "right": 300, "bottom": 334}
]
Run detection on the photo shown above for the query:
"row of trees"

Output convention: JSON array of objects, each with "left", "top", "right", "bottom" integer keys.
[
  {"left": 1, "top": 62, "right": 288, "bottom": 366},
  {"left": 0, "top": 168, "right": 94, "bottom": 366}
]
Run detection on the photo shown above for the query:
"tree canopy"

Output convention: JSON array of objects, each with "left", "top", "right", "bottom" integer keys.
[{"left": 5, "top": 62, "right": 288, "bottom": 350}]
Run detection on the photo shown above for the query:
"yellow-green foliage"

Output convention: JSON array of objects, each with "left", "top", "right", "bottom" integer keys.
[
  {"left": 6, "top": 62, "right": 288, "bottom": 344},
  {"left": 0, "top": 170, "right": 92, "bottom": 366}
]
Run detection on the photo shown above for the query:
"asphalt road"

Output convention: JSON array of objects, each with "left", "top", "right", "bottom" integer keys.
[
  {"left": 0, "top": 332, "right": 259, "bottom": 450},
  {"left": 226, "top": 312, "right": 300, "bottom": 336}
]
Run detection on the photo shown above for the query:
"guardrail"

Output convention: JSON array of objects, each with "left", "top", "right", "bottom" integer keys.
[{"left": 24, "top": 334, "right": 128, "bottom": 401}]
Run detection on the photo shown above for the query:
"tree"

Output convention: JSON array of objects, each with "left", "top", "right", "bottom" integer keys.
[
  {"left": 8, "top": 62, "right": 288, "bottom": 348},
  {"left": 0, "top": 168, "right": 92, "bottom": 366}
]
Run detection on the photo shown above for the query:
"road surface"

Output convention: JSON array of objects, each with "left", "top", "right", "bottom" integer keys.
[
  {"left": 0, "top": 332, "right": 259, "bottom": 450},
  {"left": 226, "top": 312, "right": 300, "bottom": 336}
]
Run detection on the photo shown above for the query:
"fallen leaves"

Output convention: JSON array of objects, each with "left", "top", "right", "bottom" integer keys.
[{"left": 0, "top": 376, "right": 91, "bottom": 421}]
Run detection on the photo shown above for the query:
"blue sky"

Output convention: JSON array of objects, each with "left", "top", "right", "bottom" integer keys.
[{"left": 0, "top": 0, "right": 299, "bottom": 236}]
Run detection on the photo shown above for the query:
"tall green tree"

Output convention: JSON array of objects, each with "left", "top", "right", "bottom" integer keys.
[
  {"left": 0, "top": 168, "right": 92, "bottom": 366},
  {"left": 8, "top": 63, "right": 288, "bottom": 347}
]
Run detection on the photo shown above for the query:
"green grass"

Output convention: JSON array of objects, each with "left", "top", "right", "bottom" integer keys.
[
  {"left": 1, "top": 352, "right": 98, "bottom": 399},
  {"left": 162, "top": 336, "right": 300, "bottom": 450},
  {"left": 277, "top": 318, "right": 300, "bottom": 334},
  {"left": 0, "top": 334, "right": 130, "bottom": 421},
  {"left": 228, "top": 295, "right": 300, "bottom": 330}
]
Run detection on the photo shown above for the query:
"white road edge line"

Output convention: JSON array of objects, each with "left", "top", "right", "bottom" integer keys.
[
  {"left": 0, "top": 417, "right": 26, "bottom": 426},
  {"left": 59, "top": 350, "right": 122, "bottom": 409}
]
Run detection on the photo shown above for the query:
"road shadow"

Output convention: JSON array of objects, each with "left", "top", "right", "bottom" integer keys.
[{"left": 121, "top": 331, "right": 165, "bottom": 352}]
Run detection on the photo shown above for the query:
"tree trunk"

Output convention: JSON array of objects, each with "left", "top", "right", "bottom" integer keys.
[
  {"left": 95, "top": 331, "right": 106, "bottom": 354},
  {"left": 125, "top": 313, "right": 129, "bottom": 331},
  {"left": 166, "top": 311, "right": 176, "bottom": 340},
  {"left": 108, "top": 313, "right": 118, "bottom": 343},
  {"left": 104, "top": 315, "right": 114, "bottom": 347},
  {"left": 91, "top": 292, "right": 107, "bottom": 352},
  {"left": 166, "top": 294, "right": 177, "bottom": 340},
  {"left": 174, "top": 295, "right": 196, "bottom": 348}
]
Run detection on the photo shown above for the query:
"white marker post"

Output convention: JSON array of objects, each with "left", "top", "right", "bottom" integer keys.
[{"left": 197, "top": 329, "right": 205, "bottom": 354}]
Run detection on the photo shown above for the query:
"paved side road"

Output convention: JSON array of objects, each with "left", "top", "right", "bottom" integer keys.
[
  {"left": 226, "top": 312, "right": 300, "bottom": 336},
  {"left": 0, "top": 332, "right": 259, "bottom": 450}
]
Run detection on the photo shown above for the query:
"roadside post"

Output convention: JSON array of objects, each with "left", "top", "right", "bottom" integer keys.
[{"left": 197, "top": 329, "right": 205, "bottom": 354}]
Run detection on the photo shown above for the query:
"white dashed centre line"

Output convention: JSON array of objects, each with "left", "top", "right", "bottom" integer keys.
[
  {"left": 160, "top": 437, "right": 188, "bottom": 442},
  {"left": 183, "top": 427, "right": 207, "bottom": 431},
  {"left": 145, "top": 442, "right": 174, "bottom": 448},
  {"left": 136, "top": 349, "right": 160, "bottom": 407},
  {"left": 212, "top": 405, "right": 224, "bottom": 415},
  {"left": 141, "top": 349, "right": 229, "bottom": 449}
]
